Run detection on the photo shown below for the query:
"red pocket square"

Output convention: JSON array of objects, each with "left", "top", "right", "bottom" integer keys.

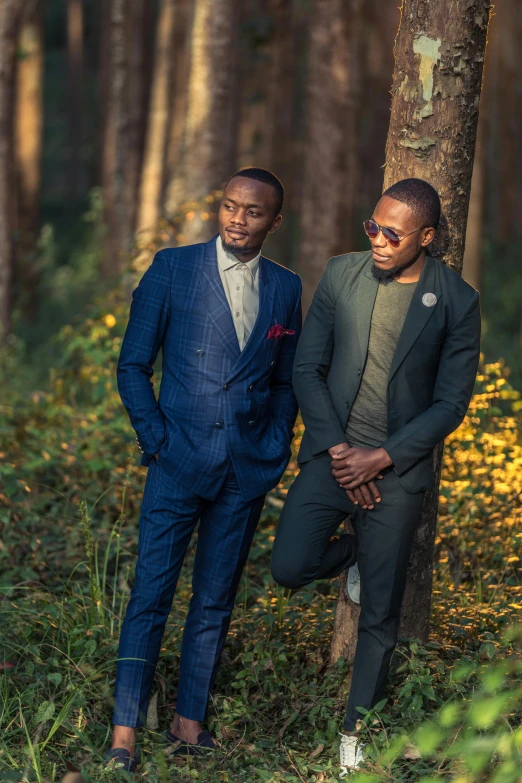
[{"left": 267, "top": 324, "right": 296, "bottom": 339}]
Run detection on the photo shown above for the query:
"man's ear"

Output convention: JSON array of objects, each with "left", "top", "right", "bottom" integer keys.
[
  {"left": 269, "top": 214, "right": 282, "bottom": 234},
  {"left": 421, "top": 227, "right": 436, "bottom": 247}
]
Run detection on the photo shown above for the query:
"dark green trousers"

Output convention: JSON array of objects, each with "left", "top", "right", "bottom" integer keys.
[{"left": 271, "top": 454, "right": 425, "bottom": 730}]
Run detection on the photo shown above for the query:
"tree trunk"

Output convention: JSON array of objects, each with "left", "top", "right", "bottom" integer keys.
[
  {"left": 164, "top": 0, "right": 192, "bottom": 219},
  {"left": 66, "top": 0, "right": 83, "bottom": 206},
  {"left": 136, "top": 0, "right": 176, "bottom": 249},
  {"left": 295, "top": 0, "right": 363, "bottom": 313},
  {"left": 172, "top": 0, "right": 240, "bottom": 244},
  {"left": 0, "top": 0, "right": 22, "bottom": 340},
  {"left": 263, "top": 0, "right": 309, "bottom": 265},
  {"left": 14, "top": 0, "right": 44, "bottom": 321},
  {"left": 462, "top": 117, "right": 485, "bottom": 291},
  {"left": 101, "top": 0, "right": 131, "bottom": 276},
  {"left": 358, "top": 0, "right": 401, "bottom": 222},
  {"left": 125, "top": 0, "right": 151, "bottom": 246},
  {"left": 330, "top": 0, "right": 492, "bottom": 663}
]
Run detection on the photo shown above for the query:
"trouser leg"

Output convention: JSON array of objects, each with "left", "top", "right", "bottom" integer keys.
[
  {"left": 343, "top": 471, "right": 425, "bottom": 730},
  {"left": 271, "top": 454, "right": 358, "bottom": 589},
  {"left": 113, "top": 460, "right": 203, "bottom": 728},
  {"left": 176, "top": 465, "right": 265, "bottom": 721}
]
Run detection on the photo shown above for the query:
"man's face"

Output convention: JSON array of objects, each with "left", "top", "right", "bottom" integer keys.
[
  {"left": 369, "top": 195, "right": 435, "bottom": 277},
  {"left": 218, "top": 176, "right": 282, "bottom": 256}
]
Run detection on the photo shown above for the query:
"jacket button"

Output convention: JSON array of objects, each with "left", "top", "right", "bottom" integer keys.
[
  {"left": 345, "top": 401, "right": 351, "bottom": 409},
  {"left": 196, "top": 349, "right": 204, "bottom": 357},
  {"left": 248, "top": 420, "right": 255, "bottom": 427},
  {"left": 357, "top": 369, "right": 361, "bottom": 376},
  {"left": 270, "top": 360, "right": 276, "bottom": 367},
  {"left": 248, "top": 384, "right": 254, "bottom": 391},
  {"left": 223, "top": 383, "right": 230, "bottom": 391},
  {"left": 215, "top": 422, "right": 223, "bottom": 429}
]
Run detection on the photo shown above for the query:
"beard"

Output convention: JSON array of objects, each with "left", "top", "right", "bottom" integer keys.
[
  {"left": 371, "top": 246, "right": 424, "bottom": 283},
  {"left": 222, "top": 237, "right": 254, "bottom": 256},
  {"left": 371, "top": 263, "right": 403, "bottom": 283}
]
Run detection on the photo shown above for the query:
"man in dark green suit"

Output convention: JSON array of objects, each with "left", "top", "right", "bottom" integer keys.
[{"left": 271, "top": 178, "right": 481, "bottom": 773}]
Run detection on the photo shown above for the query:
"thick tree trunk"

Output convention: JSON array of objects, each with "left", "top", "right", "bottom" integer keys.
[
  {"left": 330, "top": 0, "right": 491, "bottom": 663},
  {"left": 14, "top": 0, "right": 44, "bottom": 321},
  {"left": 66, "top": 0, "right": 83, "bottom": 206},
  {"left": 295, "top": 0, "right": 363, "bottom": 313},
  {"left": 136, "top": 0, "right": 176, "bottom": 249},
  {"left": 172, "top": 0, "right": 240, "bottom": 244},
  {"left": 0, "top": 0, "right": 22, "bottom": 340}
]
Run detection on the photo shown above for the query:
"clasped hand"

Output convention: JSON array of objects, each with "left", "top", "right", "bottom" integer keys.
[{"left": 329, "top": 443, "right": 392, "bottom": 510}]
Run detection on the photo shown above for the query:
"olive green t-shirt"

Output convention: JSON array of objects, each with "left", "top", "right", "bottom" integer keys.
[{"left": 345, "top": 279, "right": 418, "bottom": 449}]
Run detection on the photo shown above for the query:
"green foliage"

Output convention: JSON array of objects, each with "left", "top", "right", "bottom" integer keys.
[{"left": 0, "top": 308, "right": 521, "bottom": 780}]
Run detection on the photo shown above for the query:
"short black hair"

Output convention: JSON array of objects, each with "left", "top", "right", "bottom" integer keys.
[
  {"left": 226, "top": 167, "right": 284, "bottom": 215},
  {"left": 383, "top": 178, "right": 441, "bottom": 229}
]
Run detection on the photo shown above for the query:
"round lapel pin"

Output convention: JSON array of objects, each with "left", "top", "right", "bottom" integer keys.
[{"left": 422, "top": 293, "right": 438, "bottom": 308}]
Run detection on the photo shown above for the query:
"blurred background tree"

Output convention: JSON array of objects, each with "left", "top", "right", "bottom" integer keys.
[{"left": 2, "top": 0, "right": 519, "bottom": 384}]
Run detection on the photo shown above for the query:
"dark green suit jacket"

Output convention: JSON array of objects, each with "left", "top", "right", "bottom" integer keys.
[{"left": 293, "top": 251, "right": 481, "bottom": 494}]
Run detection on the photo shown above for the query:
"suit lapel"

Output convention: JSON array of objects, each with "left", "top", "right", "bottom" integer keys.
[
  {"left": 198, "top": 236, "right": 241, "bottom": 364},
  {"left": 388, "top": 256, "right": 441, "bottom": 381},
  {"left": 356, "top": 261, "right": 379, "bottom": 364},
  {"left": 229, "top": 256, "right": 277, "bottom": 378}
]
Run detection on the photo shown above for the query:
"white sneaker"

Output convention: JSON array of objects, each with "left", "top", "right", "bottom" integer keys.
[
  {"left": 339, "top": 734, "right": 365, "bottom": 776},
  {"left": 347, "top": 563, "right": 360, "bottom": 604}
]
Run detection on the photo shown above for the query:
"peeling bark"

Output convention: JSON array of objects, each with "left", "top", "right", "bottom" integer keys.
[{"left": 383, "top": 0, "right": 492, "bottom": 268}]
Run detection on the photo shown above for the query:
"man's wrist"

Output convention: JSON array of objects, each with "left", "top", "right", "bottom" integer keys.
[
  {"left": 375, "top": 447, "right": 392, "bottom": 470},
  {"left": 328, "top": 441, "right": 349, "bottom": 457}
]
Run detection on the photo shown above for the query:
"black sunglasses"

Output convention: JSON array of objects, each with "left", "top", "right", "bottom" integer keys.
[{"left": 363, "top": 219, "right": 426, "bottom": 248}]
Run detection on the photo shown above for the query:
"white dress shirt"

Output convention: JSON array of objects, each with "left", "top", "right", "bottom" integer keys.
[{"left": 216, "top": 235, "right": 261, "bottom": 351}]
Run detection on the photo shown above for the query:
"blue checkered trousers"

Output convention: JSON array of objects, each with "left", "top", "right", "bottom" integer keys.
[{"left": 113, "top": 235, "right": 302, "bottom": 726}]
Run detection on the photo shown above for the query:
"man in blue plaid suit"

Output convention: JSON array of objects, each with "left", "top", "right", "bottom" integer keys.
[{"left": 107, "top": 168, "right": 302, "bottom": 769}]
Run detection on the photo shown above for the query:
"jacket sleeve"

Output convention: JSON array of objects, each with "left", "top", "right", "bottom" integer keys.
[
  {"left": 270, "top": 275, "right": 302, "bottom": 441},
  {"left": 117, "top": 250, "right": 171, "bottom": 457},
  {"left": 382, "top": 291, "right": 481, "bottom": 475},
  {"left": 292, "top": 259, "right": 347, "bottom": 454}
]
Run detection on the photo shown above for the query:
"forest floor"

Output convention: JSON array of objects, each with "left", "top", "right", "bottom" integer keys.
[{"left": 1, "top": 305, "right": 521, "bottom": 783}]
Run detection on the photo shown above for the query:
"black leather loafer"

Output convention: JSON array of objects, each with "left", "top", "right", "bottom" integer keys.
[
  {"left": 165, "top": 729, "right": 217, "bottom": 755},
  {"left": 104, "top": 746, "right": 140, "bottom": 772}
]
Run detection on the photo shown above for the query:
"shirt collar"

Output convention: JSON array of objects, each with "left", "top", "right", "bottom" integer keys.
[{"left": 216, "top": 235, "right": 261, "bottom": 277}]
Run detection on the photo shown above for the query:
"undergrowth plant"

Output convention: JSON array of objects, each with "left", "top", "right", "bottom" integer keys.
[{"left": 1, "top": 287, "right": 521, "bottom": 782}]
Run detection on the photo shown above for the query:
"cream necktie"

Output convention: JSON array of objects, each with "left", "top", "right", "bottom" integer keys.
[{"left": 236, "top": 262, "right": 258, "bottom": 349}]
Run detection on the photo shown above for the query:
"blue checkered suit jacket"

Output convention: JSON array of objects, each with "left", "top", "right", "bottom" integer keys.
[{"left": 117, "top": 235, "right": 302, "bottom": 501}]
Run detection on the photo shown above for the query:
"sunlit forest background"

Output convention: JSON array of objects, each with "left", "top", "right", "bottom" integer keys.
[
  {"left": 2, "top": 0, "right": 521, "bottom": 379},
  {"left": 1, "top": 1, "right": 522, "bottom": 782}
]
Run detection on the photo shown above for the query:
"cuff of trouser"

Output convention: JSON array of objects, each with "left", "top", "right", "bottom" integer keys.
[{"left": 343, "top": 717, "right": 357, "bottom": 732}]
